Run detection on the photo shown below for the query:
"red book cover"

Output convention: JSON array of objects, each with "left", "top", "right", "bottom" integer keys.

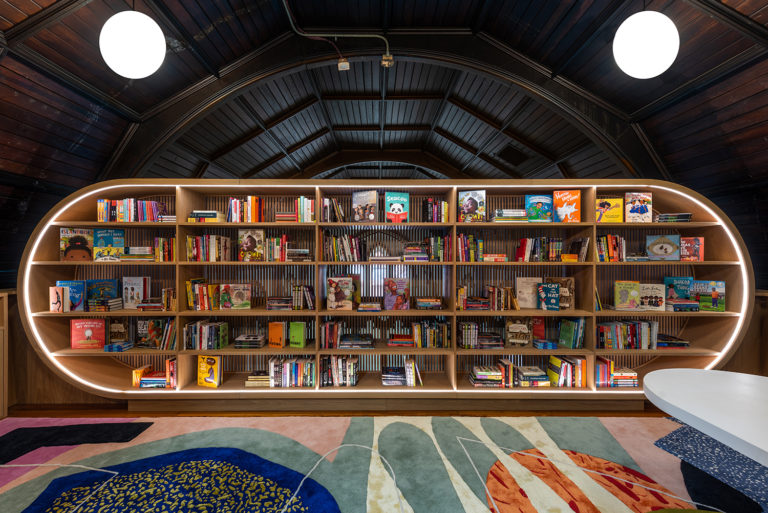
[
  {"left": 532, "top": 316, "right": 546, "bottom": 339},
  {"left": 680, "top": 237, "right": 704, "bottom": 261},
  {"left": 70, "top": 319, "right": 106, "bottom": 349}
]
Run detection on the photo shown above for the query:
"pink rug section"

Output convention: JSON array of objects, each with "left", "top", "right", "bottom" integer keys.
[
  {"left": 0, "top": 417, "right": 137, "bottom": 437},
  {"left": 600, "top": 417, "right": 691, "bottom": 503},
  {"left": 0, "top": 446, "right": 78, "bottom": 488}
]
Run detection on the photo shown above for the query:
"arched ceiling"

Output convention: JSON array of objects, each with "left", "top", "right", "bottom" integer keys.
[{"left": 1, "top": 0, "right": 768, "bottom": 287}]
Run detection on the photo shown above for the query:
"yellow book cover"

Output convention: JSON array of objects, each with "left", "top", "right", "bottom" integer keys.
[
  {"left": 596, "top": 198, "right": 623, "bottom": 223},
  {"left": 197, "top": 355, "right": 221, "bottom": 388}
]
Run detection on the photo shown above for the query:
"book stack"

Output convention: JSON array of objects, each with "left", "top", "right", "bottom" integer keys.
[
  {"left": 320, "top": 356, "right": 358, "bottom": 387},
  {"left": 402, "top": 242, "right": 429, "bottom": 262},
  {"left": 464, "top": 296, "right": 490, "bottom": 310},
  {"left": 491, "top": 208, "right": 527, "bottom": 222},
  {"left": 484, "top": 286, "right": 517, "bottom": 311},
  {"left": 656, "top": 333, "right": 690, "bottom": 348},
  {"left": 458, "top": 322, "right": 478, "bottom": 348},
  {"left": 137, "top": 297, "right": 164, "bottom": 311},
  {"left": 497, "top": 359, "right": 514, "bottom": 388},
  {"left": 186, "top": 234, "right": 232, "bottom": 262},
  {"left": 482, "top": 254, "right": 508, "bottom": 262},
  {"left": 597, "top": 320, "right": 660, "bottom": 349},
  {"left": 381, "top": 366, "right": 407, "bottom": 386},
  {"left": 357, "top": 302, "right": 381, "bottom": 312},
  {"left": 121, "top": 247, "right": 154, "bottom": 262},
  {"left": 268, "top": 357, "right": 315, "bottom": 388},
  {"left": 87, "top": 297, "right": 123, "bottom": 311},
  {"left": 513, "top": 365, "right": 550, "bottom": 387},
  {"left": 469, "top": 366, "right": 503, "bottom": 387},
  {"left": 666, "top": 299, "right": 700, "bottom": 312},
  {"left": 234, "top": 334, "right": 266, "bottom": 349},
  {"left": 291, "top": 285, "right": 315, "bottom": 310},
  {"left": 139, "top": 371, "right": 168, "bottom": 388},
  {"left": 547, "top": 355, "right": 586, "bottom": 388},
  {"left": 368, "top": 255, "right": 401, "bottom": 262},
  {"left": 515, "top": 237, "right": 564, "bottom": 262},
  {"left": 183, "top": 320, "right": 229, "bottom": 350},
  {"left": 187, "top": 210, "right": 226, "bottom": 223},
  {"left": 533, "top": 339, "right": 558, "bottom": 349},
  {"left": 558, "top": 317, "right": 585, "bottom": 349},
  {"left": 412, "top": 320, "right": 450, "bottom": 348},
  {"left": 286, "top": 247, "right": 312, "bottom": 262},
  {"left": 656, "top": 213, "right": 692, "bottom": 222},
  {"left": 244, "top": 371, "right": 270, "bottom": 388},
  {"left": 414, "top": 297, "right": 442, "bottom": 310},
  {"left": 405, "top": 358, "right": 423, "bottom": 386},
  {"left": 611, "top": 368, "right": 638, "bottom": 387},
  {"left": 104, "top": 341, "right": 134, "bottom": 352},
  {"left": 595, "top": 356, "right": 614, "bottom": 388},
  {"left": 338, "top": 333, "right": 374, "bottom": 349},
  {"left": 97, "top": 198, "right": 167, "bottom": 222},
  {"left": 477, "top": 332, "right": 504, "bottom": 349},
  {"left": 158, "top": 214, "right": 176, "bottom": 223},
  {"left": 132, "top": 364, "right": 151, "bottom": 387},
  {"left": 266, "top": 297, "right": 292, "bottom": 311},
  {"left": 597, "top": 234, "right": 627, "bottom": 262},
  {"left": 226, "top": 196, "right": 264, "bottom": 223},
  {"left": 320, "top": 321, "right": 341, "bottom": 349},
  {"left": 275, "top": 211, "right": 298, "bottom": 223},
  {"left": 161, "top": 288, "right": 176, "bottom": 311},
  {"left": 422, "top": 197, "right": 448, "bottom": 222},
  {"left": 135, "top": 318, "right": 175, "bottom": 350},
  {"left": 387, "top": 333, "right": 413, "bottom": 347}
]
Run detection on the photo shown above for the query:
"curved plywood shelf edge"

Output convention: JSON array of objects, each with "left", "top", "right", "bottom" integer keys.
[{"left": 17, "top": 179, "right": 755, "bottom": 401}]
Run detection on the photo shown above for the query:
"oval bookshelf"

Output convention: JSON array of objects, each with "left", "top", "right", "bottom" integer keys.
[{"left": 17, "top": 179, "right": 754, "bottom": 406}]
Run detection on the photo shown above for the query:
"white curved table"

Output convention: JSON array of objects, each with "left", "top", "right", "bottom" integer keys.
[{"left": 644, "top": 368, "right": 768, "bottom": 466}]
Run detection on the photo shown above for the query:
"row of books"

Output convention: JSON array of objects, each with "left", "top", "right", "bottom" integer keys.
[
  {"left": 226, "top": 196, "right": 265, "bottom": 223},
  {"left": 183, "top": 320, "right": 229, "bottom": 350},
  {"left": 597, "top": 234, "right": 704, "bottom": 262},
  {"left": 613, "top": 277, "right": 725, "bottom": 312},
  {"left": 49, "top": 278, "right": 172, "bottom": 313},
  {"left": 97, "top": 198, "right": 171, "bottom": 223},
  {"left": 381, "top": 360, "right": 423, "bottom": 386},
  {"left": 186, "top": 235, "right": 232, "bottom": 262},
  {"left": 596, "top": 320, "right": 690, "bottom": 350},
  {"left": 132, "top": 358, "right": 177, "bottom": 388},
  {"left": 72, "top": 317, "right": 175, "bottom": 350},
  {"left": 458, "top": 324, "right": 504, "bottom": 349},
  {"left": 61, "top": 228, "right": 175, "bottom": 262},
  {"left": 595, "top": 357, "right": 638, "bottom": 387},
  {"left": 322, "top": 233, "right": 367, "bottom": 261},
  {"left": 185, "top": 280, "right": 252, "bottom": 310},
  {"left": 319, "top": 355, "right": 358, "bottom": 387}
]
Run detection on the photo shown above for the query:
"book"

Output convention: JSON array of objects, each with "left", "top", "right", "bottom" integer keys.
[
  {"left": 197, "top": 355, "right": 222, "bottom": 388},
  {"left": 108, "top": 317, "right": 131, "bottom": 343},
  {"left": 268, "top": 321, "right": 286, "bottom": 348},
  {"left": 85, "top": 279, "right": 119, "bottom": 302},
  {"left": 56, "top": 280, "right": 85, "bottom": 311},
  {"left": 505, "top": 318, "right": 532, "bottom": 346},
  {"left": 327, "top": 277, "right": 354, "bottom": 310},
  {"left": 639, "top": 283, "right": 665, "bottom": 311},
  {"left": 458, "top": 190, "right": 486, "bottom": 222},
  {"left": 385, "top": 191, "right": 409, "bottom": 223},
  {"left": 70, "top": 318, "right": 106, "bottom": 349},
  {"left": 238, "top": 229, "right": 264, "bottom": 261},
  {"left": 532, "top": 316, "right": 546, "bottom": 339},
  {"left": 680, "top": 237, "right": 704, "bottom": 261},
  {"left": 537, "top": 283, "right": 560, "bottom": 310},
  {"left": 93, "top": 228, "right": 125, "bottom": 261},
  {"left": 646, "top": 234, "right": 681, "bottom": 260},
  {"left": 614, "top": 281, "right": 640, "bottom": 310},
  {"left": 289, "top": 321, "right": 307, "bottom": 348},
  {"left": 690, "top": 280, "right": 725, "bottom": 312},
  {"left": 49, "top": 286, "right": 69, "bottom": 312},
  {"left": 664, "top": 276, "right": 693, "bottom": 300},
  {"left": 595, "top": 198, "right": 623, "bottom": 223},
  {"left": 351, "top": 190, "right": 378, "bottom": 222},
  {"left": 122, "top": 276, "right": 150, "bottom": 310},
  {"left": 227, "top": 284, "right": 251, "bottom": 309},
  {"left": 544, "top": 277, "right": 575, "bottom": 310},
  {"left": 525, "top": 195, "right": 553, "bottom": 222},
  {"left": 553, "top": 190, "right": 581, "bottom": 222},
  {"left": 136, "top": 318, "right": 165, "bottom": 348},
  {"left": 383, "top": 277, "right": 410, "bottom": 310},
  {"left": 60, "top": 228, "right": 93, "bottom": 261},
  {"left": 515, "top": 276, "right": 542, "bottom": 309},
  {"left": 624, "top": 192, "right": 652, "bottom": 223}
]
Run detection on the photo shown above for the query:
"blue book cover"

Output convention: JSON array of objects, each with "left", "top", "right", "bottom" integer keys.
[
  {"left": 537, "top": 282, "right": 560, "bottom": 310},
  {"left": 646, "top": 234, "right": 681, "bottom": 260},
  {"left": 664, "top": 276, "right": 693, "bottom": 300},
  {"left": 93, "top": 229, "right": 125, "bottom": 261},
  {"left": 86, "top": 279, "right": 119, "bottom": 300},
  {"left": 55, "top": 280, "right": 85, "bottom": 311},
  {"left": 525, "top": 195, "right": 553, "bottom": 222},
  {"left": 385, "top": 191, "right": 409, "bottom": 223}
]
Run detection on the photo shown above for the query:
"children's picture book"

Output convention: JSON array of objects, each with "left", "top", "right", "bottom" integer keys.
[
  {"left": 60, "top": 228, "right": 93, "bottom": 261},
  {"left": 122, "top": 276, "right": 150, "bottom": 310},
  {"left": 383, "top": 277, "right": 410, "bottom": 310},
  {"left": 525, "top": 195, "right": 553, "bottom": 223},
  {"left": 70, "top": 318, "right": 106, "bottom": 349},
  {"left": 86, "top": 279, "right": 119, "bottom": 300},
  {"left": 385, "top": 191, "right": 409, "bottom": 223},
  {"left": 690, "top": 280, "right": 725, "bottom": 312},
  {"left": 680, "top": 237, "right": 704, "bottom": 261},
  {"left": 646, "top": 234, "right": 681, "bottom": 260},
  {"left": 553, "top": 190, "right": 581, "bottom": 222},
  {"left": 614, "top": 281, "right": 640, "bottom": 310},
  {"left": 537, "top": 282, "right": 560, "bottom": 310},
  {"left": 544, "top": 277, "right": 575, "bottom": 310},
  {"left": 93, "top": 228, "right": 125, "bottom": 261},
  {"left": 351, "top": 190, "right": 378, "bottom": 222},
  {"left": 56, "top": 280, "right": 85, "bottom": 311},
  {"left": 238, "top": 229, "right": 264, "bottom": 261},
  {"left": 639, "top": 283, "right": 665, "bottom": 311},
  {"left": 108, "top": 317, "right": 131, "bottom": 343},
  {"left": 515, "top": 276, "right": 543, "bottom": 309},
  {"left": 624, "top": 192, "right": 652, "bottom": 223},
  {"left": 664, "top": 276, "right": 693, "bottom": 300},
  {"left": 136, "top": 318, "right": 165, "bottom": 348},
  {"left": 595, "top": 198, "right": 623, "bottom": 223},
  {"left": 531, "top": 316, "right": 546, "bottom": 339},
  {"left": 227, "top": 284, "right": 251, "bottom": 309},
  {"left": 49, "top": 286, "right": 69, "bottom": 312},
  {"left": 327, "top": 277, "right": 354, "bottom": 310},
  {"left": 458, "top": 190, "right": 486, "bottom": 222},
  {"left": 289, "top": 321, "right": 307, "bottom": 348},
  {"left": 197, "top": 355, "right": 222, "bottom": 388},
  {"left": 505, "top": 318, "right": 532, "bottom": 346}
]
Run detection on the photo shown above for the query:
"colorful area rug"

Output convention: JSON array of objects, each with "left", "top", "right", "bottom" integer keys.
[{"left": 0, "top": 416, "right": 757, "bottom": 512}]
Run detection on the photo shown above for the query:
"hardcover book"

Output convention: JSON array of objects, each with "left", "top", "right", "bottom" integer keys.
[
  {"left": 197, "top": 355, "right": 222, "bottom": 388},
  {"left": 639, "top": 283, "right": 666, "bottom": 311},
  {"left": 60, "top": 228, "right": 93, "bottom": 261},
  {"left": 595, "top": 198, "right": 623, "bottom": 223},
  {"left": 532, "top": 316, "right": 546, "bottom": 339},
  {"left": 553, "top": 190, "right": 581, "bottom": 222},
  {"left": 85, "top": 279, "right": 119, "bottom": 301},
  {"left": 690, "top": 280, "right": 725, "bottom": 312},
  {"left": 56, "top": 280, "right": 85, "bottom": 311},
  {"left": 544, "top": 277, "right": 575, "bottom": 310},
  {"left": 614, "top": 281, "right": 640, "bottom": 310},
  {"left": 525, "top": 195, "right": 553, "bottom": 222},
  {"left": 383, "top": 277, "right": 410, "bottom": 310},
  {"left": 327, "top": 277, "right": 354, "bottom": 310},
  {"left": 680, "top": 237, "right": 704, "bottom": 261},
  {"left": 122, "top": 276, "right": 150, "bottom": 310},
  {"left": 238, "top": 229, "right": 264, "bottom": 261},
  {"left": 93, "top": 228, "right": 125, "bottom": 261},
  {"left": 458, "top": 190, "right": 486, "bottom": 222},
  {"left": 646, "top": 234, "right": 681, "bottom": 260},
  {"left": 505, "top": 318, "right": 532, "bottom": 346},
  {"left": 385, "top": 191, "right": 409, "bottom": 223},
  {"left": 136, "top": 318, "right": 165, "bottom": 348},
  {"left": 515, "top": 276, "right": 543, "bottom": 309},
  {"left": 49, "top": 286, "right": 68, "bottom": 312},
  {"left": 351, "top": 190, "right": 378, "bottom": 222},
  {"left": 624, "top": 192, "right": 652, "bottom": 223},
  {"left": 227, "top": 284, "right": 251, "bottom": 309},
  {"left": 70, "top": 318, "right": 106, "bottom": 349},
  {"left": 108, "top": 317, "right": 131, "bottom": 343},
  {"left": 664, "top": 276, "right": 693, "bottom": 300},
  {"left": 537, "top": 283, "right": 560, "bottom": 310}
]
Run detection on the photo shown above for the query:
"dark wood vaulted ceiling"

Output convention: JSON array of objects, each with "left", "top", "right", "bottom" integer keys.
[{"left": 1, "top": 0, "right": 767, "bottom": 287}]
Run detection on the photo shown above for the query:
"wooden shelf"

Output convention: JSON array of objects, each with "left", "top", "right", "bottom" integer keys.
[
  {"left": 319, "top": 222, "right": 448, "bottom": 228},
  {"left": 181, "top": 372, "right": 316, "bottom": 393},
  {"left": 179, "top": 346, "right": 315, "bottom": 355},
  {"left": 595, "top": 222, "right": 719, "bottom": 228},
  {"left": 319, "top": 261, "right": 450, "bottom": 266},
  {"left": 456, "top": 347, "right": 588, "bottom": 355},
  {"left": 52, "top": 348, "right": 178, "bottom": 356},
  {"left": 179, "top": 261, "right": 315, "bottom": 266},
  {"left": 596, "top": 261, "right": 740, "bottom": 266},
  {"left": 180, "top": 307, "right": 315, "bottom": 317},
  {"left": 50, "top": 221, "right": 176, "bottom": 227},
  {"left": 457, "top": 222, "right": 589, "bottom": 228},
  {"left": 319, "top": 309, "right": 452, "bottom": 317},
  {"left": 319, "top": 340, "right": 451, "bottom": 355},
  {"left": 594, "top": 310, "right": 740, "bottom": 317},
  {"left": 31, "top": 261, "right": 175, "bottom": 266},
  {"left": 456, "top": 309, "right": 593, "bottom": 317},
  {"left": 594, "top": 348, "right": 719, "bottom": 356},
  {"left": 179, "top": 222, "right": 316, "bottom": 227},
  {"left": 456, "top": 261, "right": 591, "bottom": 266},
  {"left": 34, "top": 309, "right": 176, "bottom": 317}
]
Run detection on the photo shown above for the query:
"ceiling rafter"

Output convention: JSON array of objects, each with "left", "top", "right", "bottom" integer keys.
[
  {"left": 686, "top": 0, "right": 768, "bottom": 48},
  {"left": 173, "top": 140, "right": 240, "bottom": 178},
  {"left": 334, "top": 125, "right": 430, "bottom": 131},
  {"left": 5, "top": 0, "right": 88, "bottom": 42},
  {"left": 524, "top": 143, "right": 595, "bottom": 177},
  {"left": 433, "top": 127, "right": 521, "bottom": 178},
  {"left": 323, "top": 94, "right": 443, "bottom": 100},
  {"left": 236, "top": 96, "right": 302, "bottom": 172},
  {"left": 422, "top": 69, "right": 464, "bottom": 148},
  {"left": 379, "top": 66, "right": 388, "bottom": 150},
  {"left": 304, "top": 68, "right": 340, "bottom": 151},
  {"left": 241, "top": 128, "right": 330, "bottom": 178}
]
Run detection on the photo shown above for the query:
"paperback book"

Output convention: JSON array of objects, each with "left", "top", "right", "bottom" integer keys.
[
  {"left": 238, "top": 229, "right": 264, "bottom": 261},
  {"left": 664, "top": 276, "right": 693, "bottom": 300},
  {"left": 639, "top": 283, "right": 665, "bottom": 311},
  {"left": 544, "top": 277, "right": 575, "bottom": 310},
  {"left": 646, "top": 234, "right": 681, "bottom": 260},
  {"left": 624, "top": 192, "right": 652, "bottom": 223},
  {"left": 70, "top": 319, "right": 106, "bottom": 349},
  {"left": 136, "top": 318, "right": 165, "bottom": 348},
  {"left": 515, "top": 276, "right": 543, "bottom": 309},
  {"left": 458, "top": 190, "right": 486, "bottom": 222},
  {"left": 383, "top": 277, "right": 410, "bottom": 310},
  {"left": 525, "top": 195, "right": 553, "bottom": 222},
  {"left": 537, "top": 283, "right": 560, "bottom": 310},
  {"left": 197, "top": 355, "right": 222, "bottom": 388},
  {"left": 327, "top": 277, "right": 354, "bottom": 310},
  {"left": 49, "top": 286, "right": 69, "bottom": 312},
  {"left": 86, "top": 279, "right": 119, "bottom": 302},
  {"left": 680, "top": 237, "right": 704, "bottom": 261},
  {"left": 351, "top": 190, "right": 378, "bottom": 222},
  {"left": 60, "top": 228, "right": 93, "bottom": 261},
  {"left": 690, "top": 280, "right": 725, "bottom": 312},
  {"left": 595, "top": 198, "right": 623, "bottom": 223},
  {"left": 93, "top": 228, "right": 125, "bottom": 261},
  {"left": 55, "top": 280, "right": 85, "bottom": 311},
  {"left": 122, "top": 276, "right": 150, "bottom": 310},
  {"left": 614, "top": 281, "right": 640, "bottom": 310},
  {"left": 221, "top": 283, "right": 251, "bottom": 309},
  {"left": 553, "top": 190, "right": 581, "bottom": 222},
  {"left": 385, "top": 191, "right": 409, "bottom": 223}
]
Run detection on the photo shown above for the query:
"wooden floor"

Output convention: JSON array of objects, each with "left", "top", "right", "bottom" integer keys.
[{"left": 7, "top": 403, "right": 666, "bottom": 418}]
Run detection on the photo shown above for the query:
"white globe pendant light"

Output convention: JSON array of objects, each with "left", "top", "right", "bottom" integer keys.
[
  {"left": 99, "top": 11, "right": 166, "bottom": 79},
  {"left": 613, "top": 11, "right": 679, "bottom": 79}
]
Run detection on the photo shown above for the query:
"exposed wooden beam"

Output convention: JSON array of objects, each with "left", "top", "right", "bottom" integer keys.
[
  {"left": 170, "top": 140, "right": 241, "bottom": 178},
  {"left": 288, "top": 149, "right": 470, "bottom": 179},
  {"left": 686, "top": 0, "right": 768, "bottom": 48},
  {"left": 323, "top": 94, "right": 443, "bottom": 101},
  {"left": 423, "top": 70, "right": 464, "bottom": 148},
  {"left": 304, "top": 69, "right": 340, "bottom": 151},
  {"left": 236, "top": 97, "right": 302, "bottom": 172},
  {"left": 333, "top": 125, "right": 431, "bottom": 131},
  {"left": 241, "top": 128, "right": 330, "bottom": 178},
  {"left": 5, "top": 0, "right": 90, "bottom": 43},
  {"left": 556, "top": 163, "right": 573, "bottom": 179},
  {"left": 193, "top": 162, "right": 210, "bottom": 179},
  {"left": 435, "top": 127, "right": 521, "bottom": 177},
  {"left": 379, "top": 66, "right": 388, "bottom": 150}
]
